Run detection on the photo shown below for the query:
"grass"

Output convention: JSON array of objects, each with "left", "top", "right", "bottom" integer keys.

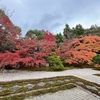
[
  {"left": 17, "top": 66, "right": 67, "bottom": 72},
  {"left": 17, "top": 65, "right": 86, "bottom": 71},
  {"left": 0, "top": 76, "right": 100, "bottom": 100},
  {"left": 1, "top": 84, "right": 76, "bottom": 100},
  {"left": 93, "top": 74, "right": 100, "bottom": 77},
  {"left": 93, "top": 67, "right": 100, "bottom": 71},
  {"left": 17, "top": 66, "right": 51, "bottom": 71}
]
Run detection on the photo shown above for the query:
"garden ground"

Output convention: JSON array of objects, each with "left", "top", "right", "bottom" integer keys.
[
  {"left": 0, "top": 68, "right": 100, "bottom": 100},
  {"left": 0, "top": 68, "right": 100, "bottom": 84}
]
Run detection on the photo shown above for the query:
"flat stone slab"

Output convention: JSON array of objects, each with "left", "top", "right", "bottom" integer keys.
[
  {"left": 57, "top": 80, "right": 64, "bottom": 83},
  {"left": 64, "top": 79, "right": 70, "bottom": 82},
  {"left": 10, "top": 85, "right": 22, "bottom": 91},
  {"left": 24, "top": 84, "right": 35, "bottom": 89},
  {"left": 70, "top": 79, "right": 74, "bottom": 81},
  {"left": 96, "top": 86, "right": 100, "bottom": 89},
  {"left": 76, "top": 82, "right": 84, "bottom": 85},
  {"left": 37, "top": 82, "right": 46, "bottom": 87},
  {"left": 48, "top": 81, "right": 54, "bottom": 84},
  {"left": 86, "top": 85, "right": 98, "bottom": 91},
  {"left": 0, "top": 87, "right": 4, "bottom": 92}
]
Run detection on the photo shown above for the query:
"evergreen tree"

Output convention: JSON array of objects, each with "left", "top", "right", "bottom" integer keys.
[
  {"left": 56, "top": 33, "right": 63, "bottom": 43},
  {"left": 46, "top": 52, "right": 64, "bottom": 71}
]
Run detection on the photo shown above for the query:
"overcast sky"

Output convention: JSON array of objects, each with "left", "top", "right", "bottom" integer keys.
[{"left": 0, "top": 0, "right": 100, "bottom": 36}]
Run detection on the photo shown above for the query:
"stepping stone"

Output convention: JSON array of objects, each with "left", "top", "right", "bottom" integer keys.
[
  {"left": 24, "top": 84, "right": 35, "bottom": 89},
  {"left": 86, "top": 85, "right": 98, "bottom": 91},
  {"left": 57, "top": 80, "right": 64, "bottom": 83},
  {"left": 64, "top": 79, "right": 70, "bottom": 82},
  {"left": 10, "top": 85, "right": 21, "bottom": 91},
  {"left": 37, "top": 82, "right": 46, "bottom": 87},
  {"left": 96, "top": 86, "right": 100, "bottom": 89},
  {"left": 48, "top": 81, "right": 54, "bottom": 84},
  {"left": 70, "top": 79, "right": 74, "bottom": 81},
  {"left": 0, "top": 87, "right": 4, "bottom": 92},
  {"left": 76, "top": 82, "right": 84, "bottom": 85}
]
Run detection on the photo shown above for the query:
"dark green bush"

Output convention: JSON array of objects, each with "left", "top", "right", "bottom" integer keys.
[
  {"left": 46, "top": 52, "right": 64, "bottom": 71},
  {"left": 92, "top": 54, "right": 100, "bottom": 64}
]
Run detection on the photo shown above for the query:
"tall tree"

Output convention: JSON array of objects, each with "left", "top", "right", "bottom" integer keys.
[
  {"left": 56, "top": 33, "right": 63, "bottom": 43},
  {"left": 85, "top": 24, "right": 100, "bottom": 36},
  {"left": 73, "top": 24, "right": 84, "bottom": 36},
  {"left": 0, "top": 9, "right": 21, "bottom": 52},
  {"left": 26, "top": 29, "right": 45, "bottom": 40},
  {"left": 63, "top": 24, "right": 74, "bottom": 39}
]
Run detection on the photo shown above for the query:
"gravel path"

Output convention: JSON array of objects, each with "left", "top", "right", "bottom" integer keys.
[{"left": 0, "top": 68, "right": 100, "bottom": 84}]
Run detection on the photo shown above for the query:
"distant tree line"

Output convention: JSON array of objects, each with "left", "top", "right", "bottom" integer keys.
[
  {"left": 26, "top": 24, "right": 100, "bottom": 43},
  {"left": 63, "top": 24, "right": 100, "bottom": 40}
]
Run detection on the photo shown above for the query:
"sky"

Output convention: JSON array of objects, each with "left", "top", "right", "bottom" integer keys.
[{"left": 0, "top": 0, "right": 100, "bottom": 36}]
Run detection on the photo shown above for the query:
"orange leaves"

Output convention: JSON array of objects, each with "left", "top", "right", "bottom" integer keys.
[
  {"left": 94, "top": 64, "right": 100, "bottom": 68},
  {"left": 66, "top": 51, "right": 96, "bottom": 65},
  {"left": 60, "top": 35, "right": 100, "bottom": 65}
]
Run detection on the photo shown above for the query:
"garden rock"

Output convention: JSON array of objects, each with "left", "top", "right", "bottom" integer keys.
[
  {"left": 10, "top": 85, "right": 21, "bottom": 91},
  {"left": 24, "top": 84, "right": 35, "bottom": 89},
  {"left": 86, "top": 85, "right": 98, "bottom": 91},
  {"left": 57, "top": 80, "right": 64, "bottom": 83},
  {"left": 0, "top": 87, "right": 4, "bottom": 92},
  {"left": 48, "top": 81, "right": 54, "bottom": 84},
  {"left": 64, "top": 79, "right": 70, "bottom": 82},
  {"left": 70, "top": 79, "right": 74, "bottom": 81},
  {"left": 37, "top": 82, "right": 46, "bottom": 86},
  {"left": 76, "top": 82, "right": 84, "bottom": 85}
]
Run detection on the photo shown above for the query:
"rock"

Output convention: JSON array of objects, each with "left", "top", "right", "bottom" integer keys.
[
  {"left": 76, "top": 82, "right": 84, "bottom": 85},
  {"left": 70, "top": 79, "right": 74, "bottom": 81},
  {"left": 57, "top": 80, "right": 64, "bottom": 83},
  {"left": 10, "top": 85, "right": 21, "bottom": 91},
  {"left": 86, "top": 85, "right": 98, "bottom": 91},
  {"left": 96, "top": 86, "right": 100, "bottom": 89},
  {"left": 48, "top": 81, "right": 54, "bottom": 84},
  {"left": 64, "top": 79, "right": 70, "bottom": 82},
  {"left": 0, "top": 87, "right": 4, "bottom": 92},
  {"left": 24, "top": 84, "right": 35, "bottom": 89},
  {"left": 37, "top": 82, "right": 46, "bottom": 86}
]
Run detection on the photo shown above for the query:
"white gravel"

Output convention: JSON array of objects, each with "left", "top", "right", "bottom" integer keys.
[
  {"left": 0, "top": 68, "right": 100, "bottom": 84},
  {"left": 24, "top": 87, "right": 100, "bottom": 100}
]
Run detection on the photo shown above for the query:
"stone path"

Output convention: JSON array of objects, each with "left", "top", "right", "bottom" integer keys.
[{"left": 24, "top": 87, "right": 100, "bottom": 100}]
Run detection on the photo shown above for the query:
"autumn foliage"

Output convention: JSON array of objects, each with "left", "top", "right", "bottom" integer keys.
[
  {"left": 56, "top": 35, "right": 100, "bottom": 66},
  {"left": 0, "top": 9, "right": 100, "bottom": 69}
]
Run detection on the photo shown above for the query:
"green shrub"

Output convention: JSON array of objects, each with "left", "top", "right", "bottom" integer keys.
[
  {"left": 46, "top": 52, "right": 64, "bottom": 71},
  {"left": 92, "top": 54, "right": 100, "bottom": 64}
]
